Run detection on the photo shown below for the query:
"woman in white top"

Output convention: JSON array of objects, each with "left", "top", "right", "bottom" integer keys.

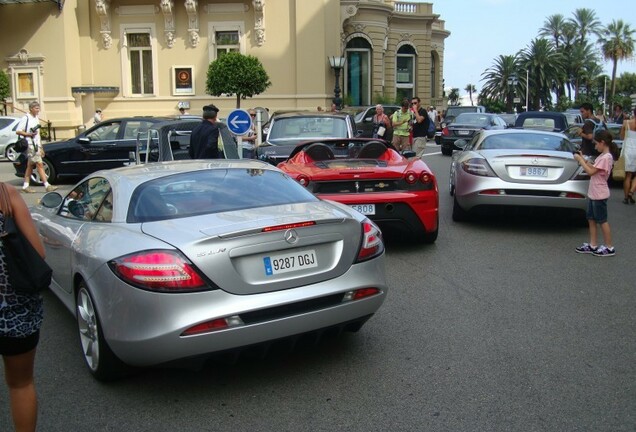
[{"left": 620, "top": 107, "right": 636, "bottom": 204}]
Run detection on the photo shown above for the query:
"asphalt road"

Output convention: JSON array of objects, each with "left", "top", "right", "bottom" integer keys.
[{"left": 0, "top": 149, "right": 634, "bottom": 432}]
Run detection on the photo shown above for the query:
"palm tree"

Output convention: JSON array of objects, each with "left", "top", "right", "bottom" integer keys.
[
  {"left": 464, "top": 84, "right": 477, "bottom": 106},
  {"left": 518, "top": 38, "right": 565, "bottom": 110},
  {"left": 539, "top": 14, "right": 567, "bottom": 49},
  {"left": 569, "top": 8, "right": 602, "bottom": 45},
  {"left": 563, "top": 41, "right": 599, "bottom": 100},
  {"left": 448, "top": 88, "right": 460, "bottom": 106},
  {"left": 480, "top": 55, "right": 521, "bottom": 113},
  {"left": 598, "top": 19, "right": 635, "bottom": 102}
]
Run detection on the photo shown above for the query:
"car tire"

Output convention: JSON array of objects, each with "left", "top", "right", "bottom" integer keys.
[
  {"left": 31, "top": 158, "right": 56, "bottom": 185},
  {"left": 452, "top": 195, "right": 469, "bottom": 222},
  {"left": 5, "top": 143, "right": 19, "bottom": 161},
  {"left": 441, "top": 146, "right": 452, "bottom": 156},
  {"left": 76, "top": 282, "right": 129, "bottom": 381}
]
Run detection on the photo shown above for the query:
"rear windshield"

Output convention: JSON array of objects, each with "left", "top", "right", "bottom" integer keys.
[
  {"left": 519, "top": 117, "right": 555, "bottom": 130},
  {"left": 0, "top": 118, "right": 15, "bottom": 129},
  {"left": 269, "top": 117, "right": 348, "bottom": 142},
  {"left": 128, "top": 168, "right": 319, "bottom": 223},
  {"left": 454, "top": 114, "right": 490, "bottom": 126},
  {"left": 477, "top": 133, "right": 574, "bottom": 152}
]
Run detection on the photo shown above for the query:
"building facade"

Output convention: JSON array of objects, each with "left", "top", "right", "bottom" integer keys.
[{"left": 0, "top": 0, "right": 449, "bottom": 138}]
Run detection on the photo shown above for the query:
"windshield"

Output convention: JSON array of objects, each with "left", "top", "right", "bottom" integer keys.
[
  {"left": 477, "top": 133, "right": 574, "bottom": 152},
  {"left": 268, "top": 117, "right": 349, "bottom": 144}
]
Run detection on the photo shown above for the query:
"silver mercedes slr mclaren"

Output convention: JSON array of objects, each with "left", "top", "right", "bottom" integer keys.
[
  {"left": 31, "top": 159, "right": 387, "bottom": 380},
  {"left": 449, "top": 129, "right": 589, "bottom": 222}
]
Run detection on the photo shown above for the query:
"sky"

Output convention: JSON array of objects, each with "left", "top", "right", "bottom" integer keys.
[{"left": 422, "top": 0, "right": 636, "bottom": 97}]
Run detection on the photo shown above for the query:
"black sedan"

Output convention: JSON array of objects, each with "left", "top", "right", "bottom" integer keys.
[
  {"left": 256, "top": 111, "right": 359, "bottom": 165},
  {"left": 440, "top": 113, "right": 507, "bottom": 155},
  {"left": 350, "top": 105, "right": 400, "bottom": 141},
  {"left": 13, "top": 117, "right": 178, "bottom": 184}
]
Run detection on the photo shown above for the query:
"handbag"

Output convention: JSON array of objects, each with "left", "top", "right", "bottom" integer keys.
[
  {"left": 612, "top": 148, "right": 626, "bottom": 182},
  {"left": 0, "top": 183, "right": 52, "bottom": 294},
  {"left": 14, "top": 116, "right": 29, "bottom": 152}
]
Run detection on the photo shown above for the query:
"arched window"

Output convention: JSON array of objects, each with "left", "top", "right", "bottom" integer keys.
[
  {"left": 396, "top": 44, "right": 416, "bottom": 102},
  {"left": 345, "top": 37, "right": 372, "bottom": 106}
]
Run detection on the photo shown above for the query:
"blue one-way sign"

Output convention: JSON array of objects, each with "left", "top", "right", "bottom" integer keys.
[{"left": 226, "top": 109, "right": 252, "bottom": 136}]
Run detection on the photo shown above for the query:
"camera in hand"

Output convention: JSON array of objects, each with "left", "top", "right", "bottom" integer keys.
[{"left": 30, "top": 124, "right": 41, "bottom": 133}]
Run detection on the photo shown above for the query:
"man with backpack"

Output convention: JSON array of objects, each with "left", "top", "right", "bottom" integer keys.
[{"left": 579, "top": 103, "right": 605, "bottom": 157}]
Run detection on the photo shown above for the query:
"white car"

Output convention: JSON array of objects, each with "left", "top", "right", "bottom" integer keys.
[{"left": 0, "top": 115, "right": 23, "bottom": 159}]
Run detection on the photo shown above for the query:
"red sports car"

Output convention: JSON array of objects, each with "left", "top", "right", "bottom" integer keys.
[{"left": 277, "top": 138, "right": 439, "bottom": 243}]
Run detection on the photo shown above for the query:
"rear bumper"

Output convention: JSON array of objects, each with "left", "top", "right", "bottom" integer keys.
[
  {"left": 319, "top": 191, "right": 439, "bottom": 235},
  {"left": 89, "top": 256, "right": 388, "bottom": 367}
]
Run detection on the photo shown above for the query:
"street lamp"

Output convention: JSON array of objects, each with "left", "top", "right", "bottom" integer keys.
[
  {"left": 507, "top": 74, "right": 518, "bottom": 113},
  {"left": 328, "top": 56, "right": 346, "bottom": 110}
]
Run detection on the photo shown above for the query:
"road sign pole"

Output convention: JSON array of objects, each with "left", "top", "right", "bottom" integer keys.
[{"left": 237, "top": 136, "right": 243, "bottom": 159}]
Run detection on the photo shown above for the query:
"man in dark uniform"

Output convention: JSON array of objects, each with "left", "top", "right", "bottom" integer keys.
[{"left": 189, "top": 104, "right": 221, "bottom": 159}]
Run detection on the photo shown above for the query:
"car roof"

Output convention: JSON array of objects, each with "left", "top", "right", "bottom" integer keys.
[
  {"left": 517, "top": 111, "right": 567, "bottom": 119},
  {"left": 480, "top": 128, "right": 569, "bottom": 139}
]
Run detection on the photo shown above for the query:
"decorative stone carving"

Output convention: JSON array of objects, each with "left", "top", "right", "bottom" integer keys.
[
  {"left": 161, "top": 0, "right": 175, "bottom": 48},
  {"left": 353, "top": 23, "right": 365, "bottom": 33},
  {"left": 253, "top": 0, "right": 265, "bottom": 46},
  {"left": 400, "top": 33, "right": 411, "bottom": 41},
  {"left": 95, "top": 0, "right": 112, "bottom": 49},
  {"left": 340, "top": 3, "right": 358, "bottom": 29},
  {"left": 185, "top": 0, "right": 199, "bottom": 47}
]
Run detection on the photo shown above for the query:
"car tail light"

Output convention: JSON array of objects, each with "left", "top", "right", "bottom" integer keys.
[
  {"left": 561, "top": 192, "right": 586, "bottom": 199},
  {"left": 404, "top": 171, "right": 418, "bottom": 184},
  {"left": 296, "top": 174, "right": 310, "bottom": 186},
  {"left": 420, "top": 172, "right": 433, "bottom": 184},
  {"left": 181, "top": 315, "right": 244, "bottom": 336},
  {"left": 355, "top": 219, "right": 384, "bottom": 262},
  {"left": 342, "top": 287, "right": 381, "bottom": 302},
  {"left": 461, "top": 158, "right": 496, "bottom": 177},
  {"left": 109, "top": 250, "right": 209, "bottom": 292},
  {"left": 442, "top": 127, "right": 449, "bottom": 136}
]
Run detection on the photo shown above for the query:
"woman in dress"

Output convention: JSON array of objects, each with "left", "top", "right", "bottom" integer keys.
[
  {"left": 0, "top": 182, "right": 45, "bottom": 431},
  {"left": 620, "top": 107, "right": 636, "bottom": 204}
]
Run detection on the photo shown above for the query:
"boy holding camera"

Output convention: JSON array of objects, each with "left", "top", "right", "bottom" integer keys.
[{"left": 573, "top": 129, "right": 616, "bottom": 257}]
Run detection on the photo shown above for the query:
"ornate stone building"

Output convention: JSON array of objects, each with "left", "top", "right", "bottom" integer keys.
[{"left": 0, "top": 0, "right": 449, "bottom": 138}]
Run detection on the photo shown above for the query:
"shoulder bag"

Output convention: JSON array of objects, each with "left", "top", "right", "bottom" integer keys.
[
  {"left": 14, "top": 116, "right": 29, "bottom": 152},
  {"left": 0, "top": 183, "right": 52, "bottom": 294}
]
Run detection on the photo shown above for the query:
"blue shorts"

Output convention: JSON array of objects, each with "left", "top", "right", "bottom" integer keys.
[{"left": 586, "top": 199, "right": 608, "bottom": 223}]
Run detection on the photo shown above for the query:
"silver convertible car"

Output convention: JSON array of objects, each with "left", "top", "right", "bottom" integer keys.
[
  {"left": 31, "top": 159, "right": 387, "bottom": 380},
  {"left": 449, "top": 129, "right": 589, "bottom": 222}
]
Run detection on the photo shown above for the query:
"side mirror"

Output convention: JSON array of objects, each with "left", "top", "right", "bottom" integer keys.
[
  {"left": 40, "top": 192, "right": 63, "bottom": 208},
  {"left": 78, "top": 137, "right": 91, "bottom": 145},
  {"left": 364, "top": 116, "right": 373, "bottom": 123},
  {"left": 454, "top": 139, "right": 468, "bottom": 150},
  {"left": 402, "top": 150, "right": 417, "bottom": 158}
]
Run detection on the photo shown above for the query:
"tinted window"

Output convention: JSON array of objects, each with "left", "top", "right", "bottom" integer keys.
[
  {"left": 86, "top": 122, "right": 122, "bottom": 141},
  {"left": 454, "top": 114, "right": 490, "bottom": 126},
  {"left": 0, "top": 118, "right": 15, "bottom": 129},
  {"left": 128, "top": 168, "right": 319, "bottom": 223},
  {"left": 478, "top": 133, "right": 574, "bottom": 152}
]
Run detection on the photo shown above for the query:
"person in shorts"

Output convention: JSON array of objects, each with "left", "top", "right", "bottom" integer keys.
[
  {"left": 16, "top": 101, "right": 57, "bottom": 193},
  {"left": 0, "top": 182, "right": 46, "bottom": 431},
  {"left": 573, "top": 129, "right": 617, "bottom": 257},
  {"left": 391, "top": 99, "right": 412, "bottom": 151}
]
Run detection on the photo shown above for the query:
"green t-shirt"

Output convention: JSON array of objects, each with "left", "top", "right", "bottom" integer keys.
[{"left": 391, "top": 109, "right": 412, "bottom": 136}]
